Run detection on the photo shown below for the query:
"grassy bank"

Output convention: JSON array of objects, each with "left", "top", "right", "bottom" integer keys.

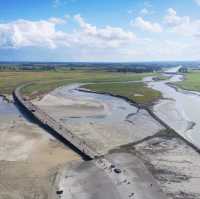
[
  {"left": 83, "top": 82, "right": 161, "bottom": 105},
  {"left": 0, "top": 70, "right": 153, "bottom": 96},
  {"left": 175, "top": 71, "right": 200, "bottom": 92},
  {"left": 0, "top": 70, "right": 161, "bottom": 105}
]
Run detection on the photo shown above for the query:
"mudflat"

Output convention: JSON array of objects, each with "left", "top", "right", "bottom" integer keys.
[
  {"left": 33, "top": 84, "right": 164, "bottom": 155},
  {"left": 0, "top": 98, "right": 79, "bottom": 199}
]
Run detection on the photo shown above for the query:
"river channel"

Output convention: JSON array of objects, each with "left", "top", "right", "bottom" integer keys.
[
  {"left": 148, "top": 73, "right": 200, "bottom": 150},
  {"left": 2, "top": 70, "right": 200, "bottom": 198}
]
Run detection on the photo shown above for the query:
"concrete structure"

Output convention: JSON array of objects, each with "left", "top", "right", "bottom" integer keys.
[{"left": 13, "top": 84, "right": 99, "bottom": 160}]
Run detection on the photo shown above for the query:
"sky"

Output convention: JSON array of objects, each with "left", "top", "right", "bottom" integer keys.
[{"left": 0, "top": 0, "right": 200, "bottom": 62}]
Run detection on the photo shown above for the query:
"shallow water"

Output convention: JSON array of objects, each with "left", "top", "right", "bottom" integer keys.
[
  {"left": 148, "top": 73, "right": 200, "bottom": 149},
  {"left": 51, "top": 84, "right": 139, "bottom": 124},
  {"left": 0, "top": 97, "right": 20, "bottom": 122},
  {"left": 37, "top": 83, "right": 163, "bottom": 154}
]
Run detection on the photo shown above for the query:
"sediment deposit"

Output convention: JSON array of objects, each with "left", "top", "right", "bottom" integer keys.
[{"left": 33, "top": 84, "right": 164, "bottom": 155}]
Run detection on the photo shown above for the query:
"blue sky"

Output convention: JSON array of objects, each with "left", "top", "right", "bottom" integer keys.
[{"left": 0, "top": 0, "right": 200, "bottom": 61}]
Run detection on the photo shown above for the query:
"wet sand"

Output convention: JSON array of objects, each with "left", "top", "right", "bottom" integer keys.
[
  {"left": 33, "top": 84, "right": 164, "bottom": 155},
  {"left": 133, "top": 130, "right": 200, "bottom": 199},
  {"left": 56, "top": 152, "right": 168, "bottom": 199},
  {"left": 0, "top": 97, "right": 80, "bottom": 199},
  {"left": 3, "top": 71, "right": 200, "bottom": 199}
]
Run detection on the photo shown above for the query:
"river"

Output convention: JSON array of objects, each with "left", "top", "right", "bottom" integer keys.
[{"left": 148, "top": 73, "right": 200, "bottom": 149}]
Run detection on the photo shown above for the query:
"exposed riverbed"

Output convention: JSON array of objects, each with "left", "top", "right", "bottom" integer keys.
[
  {"left": 33, "top": 84, "right": 164, "bottom": 155},
  {"left": 2, "top": 69, "right": 200, "bottom": 199}
]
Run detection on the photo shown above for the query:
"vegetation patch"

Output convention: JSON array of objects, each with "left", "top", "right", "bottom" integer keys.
[
  {"left": 0, "top": 69, "right": 162, "bottom": 104},
  {"left": 83, "top": 82, "right": 161, "bottom": 105},
  {"left": 0, "top": 70, "right": 154, "bottom": 98},
  {"left": 175, "top": 70, "right": 200, "bottom": 92}
]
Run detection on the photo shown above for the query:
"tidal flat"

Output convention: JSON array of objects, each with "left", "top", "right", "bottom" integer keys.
[
  {"left": 2, "top": 68, "right": 200, "bottom": 199},
  {"left": 33, "top": 84, "right": 164, "bottom": 155},
  {"left": 0, "top": 96, "right": 79, "bottom": 199}
]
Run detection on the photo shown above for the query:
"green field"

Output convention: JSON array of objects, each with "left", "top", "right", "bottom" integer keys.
[
  {"left": 0, "top": 70, "right": 151, "bottom": 92},
  {"left": 0, "top": 70, "right": 162, "bottom": 104},
  {"left": 83, "top": 82, "right": 161, "bottom": 105},
  {"left": 175, "top": 71, "right": 200, "bottom": 91}
]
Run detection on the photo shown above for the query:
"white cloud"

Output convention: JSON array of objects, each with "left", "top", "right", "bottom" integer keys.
[
  {"left": 74, "top": 14, "right": 136, "bottom": 48},
  {"left": 164, "top": 8, "right": 190, "bottom": 27},
  {"left": 132, "top": 17, "right": 162, "bottom": 33},
  {"left": 0, "top": 17, "right": 76, "bottom": 49},
  {"left": 164, "top": 8, "right": 200, "bottom": 37},
  {"left": 48, "top": 17, "right": 66, "bottom": 24},
  {"left": 0, "top": 15, "right": 136, "bottom": 50},
  {"left": 2, "top": 12, "right": 200, "bottom": 61}
]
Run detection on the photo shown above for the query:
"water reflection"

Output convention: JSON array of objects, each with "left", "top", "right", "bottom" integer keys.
[
  {"left": 51, "top": 84, "right": 138, "bottom": 124},
  {"left": 0, "top": 97, "right": 20, "bottom": 122}
]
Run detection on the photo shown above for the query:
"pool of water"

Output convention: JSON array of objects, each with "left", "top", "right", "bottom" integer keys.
[
  {"left": 0, "top": 97, "right": 20, "bottom": 122},
  {"left": 51, "top": 84, "right": 139, "bottom": 124}
]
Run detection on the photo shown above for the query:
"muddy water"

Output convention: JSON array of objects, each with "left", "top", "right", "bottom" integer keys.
[{"left": 148, "top": 73, "right": 200, "bottom": 149}]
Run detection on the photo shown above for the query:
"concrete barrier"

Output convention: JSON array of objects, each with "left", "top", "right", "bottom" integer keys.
[{"left": 13, "top": 84, "right": 99, "bottom": 160}]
